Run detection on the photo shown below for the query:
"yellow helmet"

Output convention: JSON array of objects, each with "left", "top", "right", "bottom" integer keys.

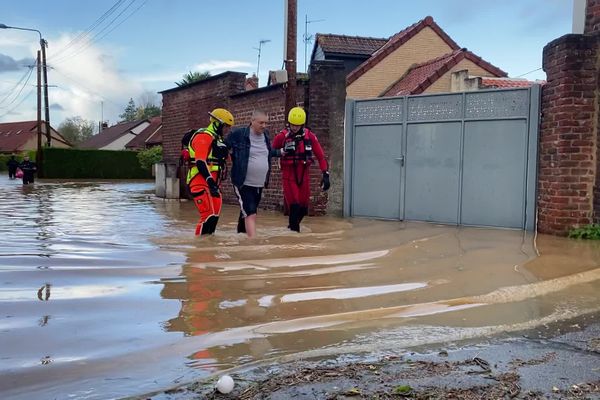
[
  {"left": 209, "top": 108, "right": 234, "bottom": 126},
  {"left": 288, "top": 107, "right": 306, "bottom": 125}
]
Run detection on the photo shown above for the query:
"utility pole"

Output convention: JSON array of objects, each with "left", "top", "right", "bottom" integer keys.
[
  {"left": 41, "top": 38, "right": 51, "bottom": 147},
  {"left": 36, "top": 50, "right": 43, "bottom": 177},
  {"left": 284, "top": 0, "right": 297, "bottom": 115}
]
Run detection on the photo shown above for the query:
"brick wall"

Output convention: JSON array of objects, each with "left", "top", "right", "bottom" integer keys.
[
  {"left": 160, "top": 62, "right": 346, "bottom": 215},
  {"left": 585, "top": 0, "right": 600, "bottom": 33},
  {"left": 161, "top": 71, "right": 246, "bottom": 163},
  {"left": 538, "top": 33, "right": 600, "bottom": 235},
  {"left": 308, "top": 60, "right": 346, "bottom": 216}
]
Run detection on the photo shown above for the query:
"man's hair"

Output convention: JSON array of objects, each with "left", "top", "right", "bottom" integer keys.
[{"left": 251, "top": 110, "right": 268, "bottom": 120}]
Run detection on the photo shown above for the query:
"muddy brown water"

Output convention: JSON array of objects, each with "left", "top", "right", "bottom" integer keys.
[{"left": 0, "top": 180, "right": 598, "bottom": 399}]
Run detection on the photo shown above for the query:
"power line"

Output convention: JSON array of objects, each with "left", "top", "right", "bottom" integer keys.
[
  {"left": 50, "top": 0, "right": 126, "bottom": 60},
  {"left": 53, "top": 0, "right": 146, "bottom": 64},
  {"left": 0, "top": 86, "right": 36, "bottom": 119},
  {"left": 0, "top": 67, "right": 34, "bottom": 106},
  {"left": 515, "top": 67, "right": 542, "bottom": 78},
  {"left": 0, "top": 66, "right": 34, "bottom": 109}
]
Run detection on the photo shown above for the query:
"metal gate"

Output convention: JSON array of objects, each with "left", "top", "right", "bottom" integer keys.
[{"left": 344, "top": 87, "right": 540, "bottom": 230}]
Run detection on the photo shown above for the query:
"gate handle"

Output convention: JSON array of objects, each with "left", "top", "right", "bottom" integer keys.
[{"left": 395, "top": 156, "right": 405, "bottom": 166}]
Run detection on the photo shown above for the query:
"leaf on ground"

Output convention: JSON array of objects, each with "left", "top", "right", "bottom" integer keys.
[
  {"left": 345, "top": 387, "right": 361, "bottom": 396},
  {"left": 394, "top": 384, "right": 413, "bottom": 395}
]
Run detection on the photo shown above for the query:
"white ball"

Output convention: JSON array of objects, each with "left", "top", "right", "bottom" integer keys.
[{"left": 216, "top": 374, "right": 235, "bottom": 394}]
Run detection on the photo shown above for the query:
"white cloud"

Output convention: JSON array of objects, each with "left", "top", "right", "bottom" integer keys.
[
  {"left": 193, "top": 60, "right": 252, "bottom": 71},
  {"left": 137, "top": 60, "right": 253, "bottom": 83},
  {"left": 0, "top": 32, "right": 145, "bottom": 126},
  {"left": 46, "top": 33, "right": 143, "bottom": 126}
]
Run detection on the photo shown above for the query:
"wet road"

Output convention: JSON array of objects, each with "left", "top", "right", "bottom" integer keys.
[{"left": 0, "top": 179, "right": 599, "bottom": 399}]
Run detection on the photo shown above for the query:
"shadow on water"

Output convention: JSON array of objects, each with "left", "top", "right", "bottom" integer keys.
[{"left": 0, "top": 179, "right": 598, "bottom": 399}]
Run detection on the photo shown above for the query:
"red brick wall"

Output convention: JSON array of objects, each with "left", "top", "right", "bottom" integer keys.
[
  {"left": 161, "top": 71, "right": 246, "bottom": 163},
  {"left": 539, "top": 34, "right": 600, "bottom": 235},
  {"left": 585, "top": 0, "right": 600, "bottom": 34}
]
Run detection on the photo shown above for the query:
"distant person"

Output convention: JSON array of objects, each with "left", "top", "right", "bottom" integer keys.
[
  {"left": 184, "top": 108, "right": 234, "bottom": 236},
  {"left": 6, "top": 155, "right": 19, "bottom": 179},
  {"left": 226, "top": 110, "right": 274, "bottom": 238},
  {"left": 272, "top": 107, "right": 330, "bottom": 232},
  {"left": 19, "top": 155, "right": 37, "bottom": 185}
]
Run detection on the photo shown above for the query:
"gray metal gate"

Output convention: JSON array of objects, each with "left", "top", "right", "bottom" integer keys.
[{"left": 344, "top": 87, "right": 540, "bottom": 230}]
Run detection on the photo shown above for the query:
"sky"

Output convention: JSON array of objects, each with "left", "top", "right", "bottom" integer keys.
[{"left": 0, "top": 0, "right": 573, "bottom": 129}]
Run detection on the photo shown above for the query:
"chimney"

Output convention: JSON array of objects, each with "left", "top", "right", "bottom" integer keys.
[{"left": 245, "top": 74, "right": 259, "bottom": 90}]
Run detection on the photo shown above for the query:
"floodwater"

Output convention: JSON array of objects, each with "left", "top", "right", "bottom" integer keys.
[{"left": 0, "top": 179, "right": 599, "bottom": 400}]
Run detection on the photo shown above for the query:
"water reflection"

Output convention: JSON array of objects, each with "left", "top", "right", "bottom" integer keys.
[{"left": 0, "top": 179, "right": 599, "bottom": 400}]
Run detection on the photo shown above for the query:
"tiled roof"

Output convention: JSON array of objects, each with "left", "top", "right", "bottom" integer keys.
[
  {"left": 347, "top": 16, "right": 461, "bottom": 86},
  {"left": 313, "top": 33, "right": 387, "bottom": 57},
  {"left": 79, "top": 120, "right": 145, "bottom": 149},
  {"left": 146, "top": 124, "right": 162, "bottom": 145},
  {"left": 0, "top": 120, "right": 69, "bottom": 152},
  {"left": 381, "top": 49, "right": 507, "bottom": 96},
  {"left": 125, "top": 117, "right": 162, "bottom": 149},
  {"left": 480, "top": 77, "right": 545, "bottom": 88}
]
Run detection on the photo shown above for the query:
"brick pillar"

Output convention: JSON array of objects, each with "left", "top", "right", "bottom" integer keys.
[
  {"left": 538, "top": 33, "right": 600, "bottom": 235},
  {"left": 307, "top": 60, "right": 346, "bottom": 216},
  {"left": 585, "top": 0, "right": 600, "bottom": 33}
]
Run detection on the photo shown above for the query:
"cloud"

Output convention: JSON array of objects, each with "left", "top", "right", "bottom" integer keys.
[
  {"left": 43, "top": 33, "right": 143, "bottom": 125},
  {"left": 137, "top": 60, "right": 253, "bottom": 83},
  {"left": 0, "top": 54, "right": 35, "bottom": 73},
  {"left": 193, "top": 60, "right": 253, "bottom": 71},
  {"left": 49, "top": 103, "right": 64, "bottom": 111}
]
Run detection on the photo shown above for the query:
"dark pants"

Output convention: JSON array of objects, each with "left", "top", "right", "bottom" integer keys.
[
  {"left": 8, "top": 167, "right": 16, "bottom": 179},
  {"left": 23, "top": 172, "right": 34, "bottom": 185}
]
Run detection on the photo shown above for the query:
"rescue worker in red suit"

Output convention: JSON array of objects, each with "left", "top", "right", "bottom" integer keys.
[
  {"left": 272, "top": 107, "right": 330, "bottom": 232},
  {"left": 185, "top": 108, "right": 234, "bottom": 236}
]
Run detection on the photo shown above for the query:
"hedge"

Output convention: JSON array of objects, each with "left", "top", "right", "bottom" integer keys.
[{"left": 42, "top": 148, "right": 152, "bottom": 179}]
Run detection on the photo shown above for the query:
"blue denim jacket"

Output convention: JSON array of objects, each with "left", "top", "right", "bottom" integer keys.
[{"left": 225, "top": 126, "right": 272, "bottom": 188}]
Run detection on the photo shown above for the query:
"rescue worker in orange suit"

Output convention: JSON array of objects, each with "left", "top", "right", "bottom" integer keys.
[
  {"left": 272, "top": 107, "right": 330, "bottom": 232},
  {"left": 186, "top": 108, "right": 234, "bottom": 236}
]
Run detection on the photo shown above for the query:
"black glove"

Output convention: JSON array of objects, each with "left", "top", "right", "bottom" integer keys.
[
  {"left": 207, "top": 177, "right": 220, "bottom": 198},
  {"left": 320, "top": 171, "right": 330, "bottom": 191}
]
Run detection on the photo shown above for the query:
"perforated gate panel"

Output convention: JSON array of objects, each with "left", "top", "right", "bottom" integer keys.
[{"left": 345, "top": 87, "right": 540, "bottom": 230}]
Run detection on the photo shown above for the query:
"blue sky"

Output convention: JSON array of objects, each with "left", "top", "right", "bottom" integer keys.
[{"left": 0, "top": 0, "right": 572, "bottom": 127}]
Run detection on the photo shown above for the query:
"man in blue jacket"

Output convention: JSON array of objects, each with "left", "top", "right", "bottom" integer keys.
[{"left": 226, "top": 110, "right": 273, "bottom": 238}]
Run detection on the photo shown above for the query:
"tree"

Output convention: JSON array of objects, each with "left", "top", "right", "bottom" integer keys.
[
  {"left": 119, "top": 98, "right": 138, "bottom": 122},
  {"left": 137, "top": 145, "right": 162, "bottom": 170},
  {"left": 176, "top": 71, "right": 211, "bottom": 87},
  {"left": 58, "top": 116, "right": 96, "bottom": 145},
  {"left": 135, "top": 91, "right": 162, "bottom": 119}
]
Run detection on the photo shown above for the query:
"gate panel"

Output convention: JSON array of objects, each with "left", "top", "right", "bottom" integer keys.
[
  {"left": 352, "top": 125, "right": 402, "bottom": 219},
  {"left": 461, "top": 120, "right": 528, "bottom": 228},
  {"left": 405, "top": 122, "right": 461, "bottom": 223}
]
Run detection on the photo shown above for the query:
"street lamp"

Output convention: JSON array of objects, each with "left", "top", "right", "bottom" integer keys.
[{"left": 0, "top": 23, "right": 51, "bottom": 149}]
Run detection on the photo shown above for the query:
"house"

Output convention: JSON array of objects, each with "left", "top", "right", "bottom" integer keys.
[
  {"left": 380, "top": 48, "right": 507, "bottom": 96},
  {"left": 311, "top": 33, "right": 387, "bottom": 77},
  {"left": 79, "top": 119, "right": 150, "bottom": 150},
  {"left": 124, "top": 117, "right": 162, "bottom": 150},
  {"left": 0, "top": 120, "right": 71, "bottom": 154},
  {"left": 311, "top": 16, "right": 508, "bottom": 98},
  {"left": 449, "top": 70, "right": 545, "bottom": 92}
]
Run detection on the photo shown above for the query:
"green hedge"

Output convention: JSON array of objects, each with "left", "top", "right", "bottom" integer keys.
[
  {"left": 0, "top": 151, "right": 36, "bottom": 171},
  {"left": 42, "top": 148, "right": 152, "bottom": 179}
]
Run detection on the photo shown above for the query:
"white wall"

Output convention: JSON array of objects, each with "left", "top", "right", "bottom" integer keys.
[{"left": 101, "top": 133, "right": 137, "bottom": 150}]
